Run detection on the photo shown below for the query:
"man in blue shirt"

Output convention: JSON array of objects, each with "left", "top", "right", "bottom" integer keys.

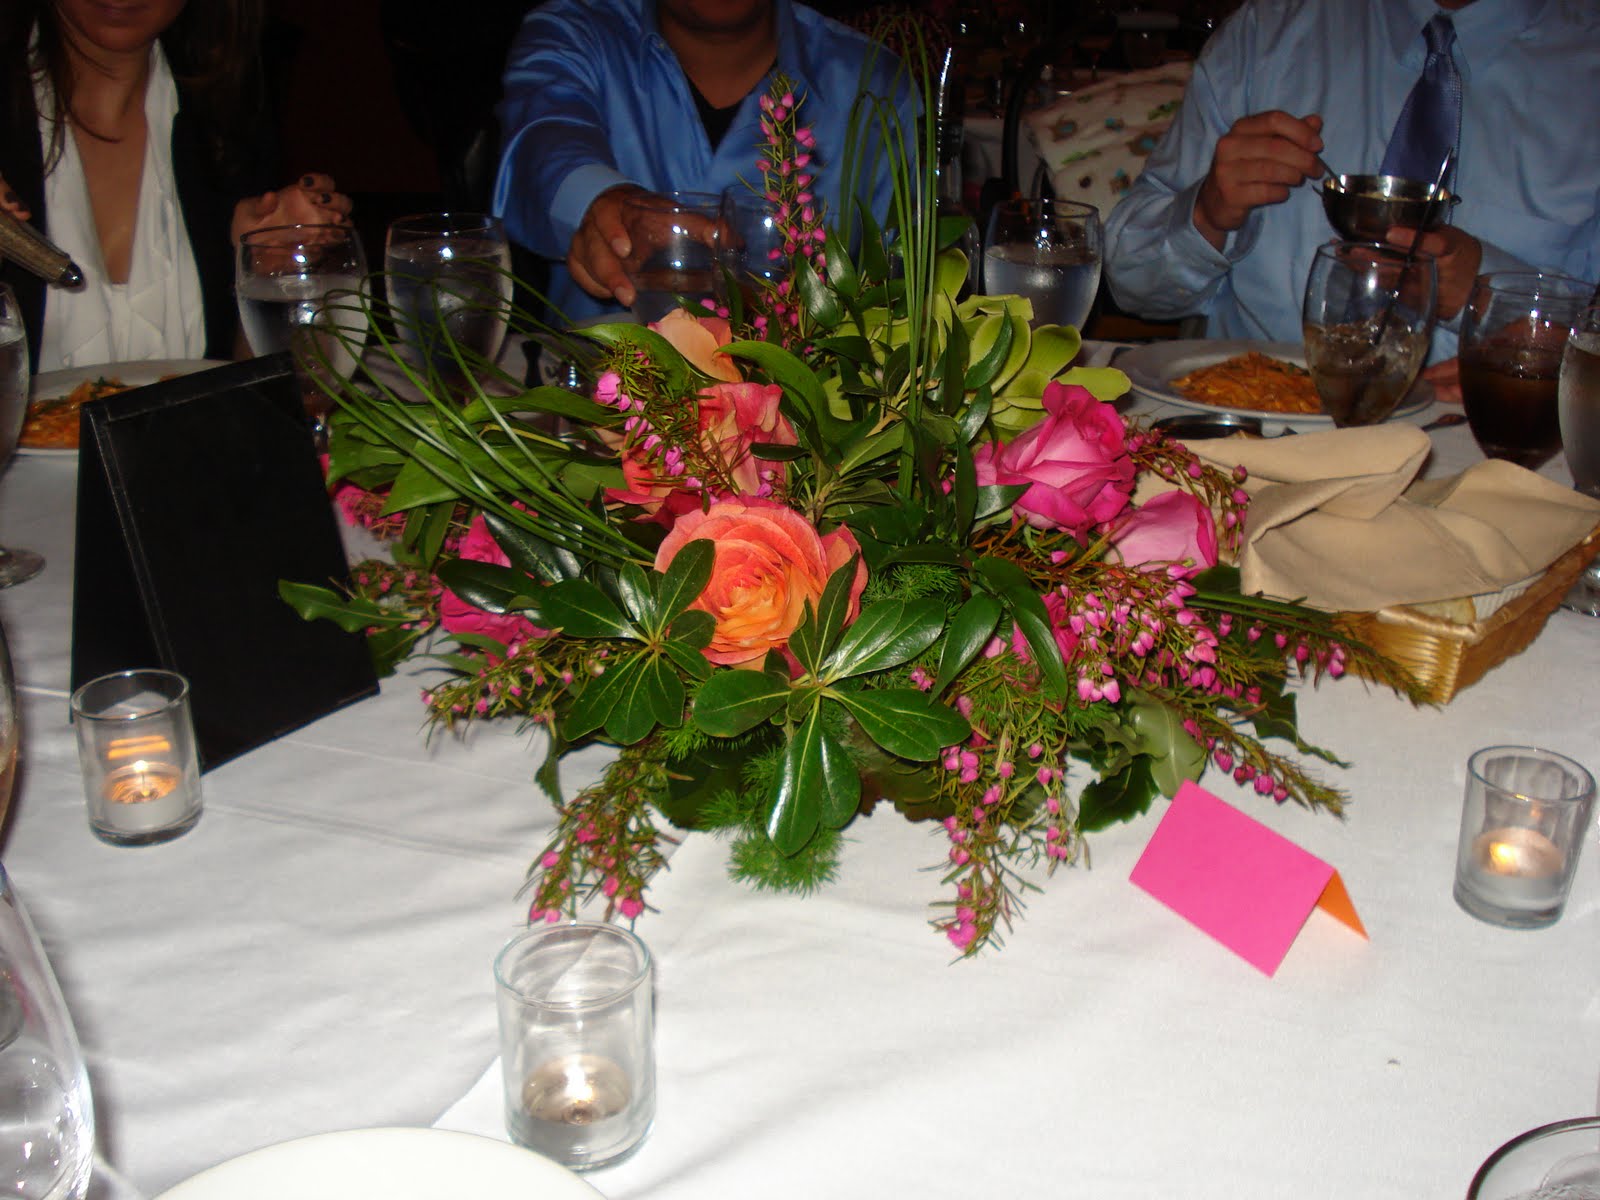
[
  {"left": 1102, "top": 0, "right": 1599, "bottom": 368},
  {"left": 494, "top": 0, "right": 913, "bottom": 324}
]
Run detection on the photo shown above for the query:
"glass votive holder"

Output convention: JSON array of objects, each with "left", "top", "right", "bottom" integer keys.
[
  {"left": 70, "top": 670, "right": 203, "bottom": 846},
  {"left": 1467, "top": 1116, "right": 1600, "bottom": 1198},
  {"left": 494, "top": 922, "right": 654, "bottom": 1171},
  {"left": 1453, "top": 745, "right": 1595, "bottom": 929}
]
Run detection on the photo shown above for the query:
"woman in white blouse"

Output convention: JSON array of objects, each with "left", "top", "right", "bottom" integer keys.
[{"left": 0, "top": 0, "right": 351, "bottom": 371}]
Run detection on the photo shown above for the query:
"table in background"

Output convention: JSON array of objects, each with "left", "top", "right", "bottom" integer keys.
[{"left": 1, "top": 366, "right": 1596, "bottom": 1199}]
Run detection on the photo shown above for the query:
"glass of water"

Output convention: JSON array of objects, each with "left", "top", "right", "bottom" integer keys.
[
  {"left": 1559, "top": 302, "right": 1600, "bottom": 615},
  {"left": 384, "top": 212, "right": 513, "bottom": 375},
  {"left": 235, "top": 223, "right": 369, "bottom": 444},
  {"left": 1301, "top": 240, "right": 1436, "bottom": 426},
  {"left": 981, "top": 198, "right": 1102, "bottom": 329},
  {"left": 620, "top": 191, "right": 721, "bottom": 324},
  {"left": 0, "top": 285, "right": 43, "bottom": 587},
  {"left": 0, "top": 862, "right": 95, "bottom": 1200}
]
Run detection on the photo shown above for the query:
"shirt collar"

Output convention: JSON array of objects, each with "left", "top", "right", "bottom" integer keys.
[{"left": 1380, "top": 0, "right": 1551, "bottom": 73}]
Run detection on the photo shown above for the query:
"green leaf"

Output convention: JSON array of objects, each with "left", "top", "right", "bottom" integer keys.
[
  {"left": 578, "top": 323, "right": 692, "bottom": 394},
  {"left": 1006, "top": 589, "right": 1069, "bottom": 701},
  {"left": 1127, "top": 698, "right": 1209, "bottom": 797},
  {"left": 825, "top": 598, "right": 946, "bottom": 679},
  {"left": 538, "top": 578, "right": 637, "bottom": 639},
  {"left": 564, "top": 653, "right": 681, "bottom": 745},
  {"left": 484, "top": 512, "right": 583, "bottom": 583},
  {"left": 767, "top": 705, "right": 856, "bottom": 854},
  {"left": 655, "top": 538, "right": 713, "bottom": 622},
  {"left": 434, "top": 559, "right": 541, "bottom": 615},
  {"left": 931, "top": 593, "right": 1002, "bottom": 698},
  {"left": 834, "top": 689, "right": 970, "bottom": 760},
  {"left": 722, "top": 340, "right": 831, "bottom": 433},
  {"left": 789, "top": 600, "right": 825, "bottom": 678},
  {"left": 794, "top": 259, "right": 844, "bottom": 329},
  {"left": 616, "top": 563, "right": 655, "bottom": 625},
  {"left": 812, "top": 556, "right": 862, "bottom": 653},
  {"left": 1079, "top": 757, "right": 1161, "bottom": 831},
  {"left": 278, "top": 581, "right": 411, "bottom": 634},
  {"left": 692, "top": 669, "right": 791, "bottom": 736}
]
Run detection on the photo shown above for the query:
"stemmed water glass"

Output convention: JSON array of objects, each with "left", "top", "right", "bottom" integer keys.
[
  {"left": 235, "top": 223, "right": 369, "bottom": 446},
  {"left": 0, "top": 284, "right": 44, "bottom": 587},
  {"left": 1301, "top": 240, "right": 1436, "bottom": 426},
  {"left": 0, "top": 864, "right": 95, "bottom": 1200},
  {"left": 1457, "top": 271, "right": 1592, "bottom": 468},
  {"left": 1559, "top": 303, "right": 1600, "bottom": 615},
  {"left": 619, "top": 191, "right": 722, "bottom": 324},
  {"left": 981, "top": 198, "right": 1102, "bottom": 330},
  {"left": 383, "top": 212, "right": 513, "bottom": 377}
]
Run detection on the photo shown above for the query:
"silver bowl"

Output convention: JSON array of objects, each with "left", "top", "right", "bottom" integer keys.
[
  {"left": 1321, "top": 173, "right": 1459, "bottom": 241},
  {"left": 1151, "top": 413, "right": 1263, "bottom": 440}
]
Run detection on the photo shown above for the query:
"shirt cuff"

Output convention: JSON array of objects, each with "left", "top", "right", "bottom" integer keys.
[{"left": 552, "top": 163, "right": 636, "bottom": 247}]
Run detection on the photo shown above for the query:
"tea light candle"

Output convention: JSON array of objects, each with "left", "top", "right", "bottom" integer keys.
[
  {"left": 101, "top": 757, "right": 188, "bottom": 835},
  {"left": 509, "top": 1053, "right": 632, "bottom": 1160},
  {"left": 1467, "top": 826, "right": 1565, "bottom": 907}
]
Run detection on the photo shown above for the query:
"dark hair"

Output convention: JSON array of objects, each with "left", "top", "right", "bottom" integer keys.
[{"left": 2, "top": 0, "right": 266, "bottom": 179}]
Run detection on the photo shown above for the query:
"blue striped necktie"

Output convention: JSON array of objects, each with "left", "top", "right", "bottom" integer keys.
[{"left": 1379, "top": 14, "right": 1462, "bottom": 183}]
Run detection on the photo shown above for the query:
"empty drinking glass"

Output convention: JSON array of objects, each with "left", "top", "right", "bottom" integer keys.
[
  {"left": 982, "top": 198, "right": 1102, "bottom": 330},
  {"left": 1301, "top": 240, "right": 1436, "bottom": 426},
  {"left": 384, "top": 212, "right": 513, "bottom": 374}
]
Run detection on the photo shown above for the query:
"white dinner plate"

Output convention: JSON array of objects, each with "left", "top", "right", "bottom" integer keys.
[
  {"left": 153, "top": 1127, "right": 605, "bottom": 1200},
  {"left": 21, "top": 358, "right": 228, "bottom": 456},
  {"left": 1117, "top": 338, "right": 1430, "bottom": 424}
]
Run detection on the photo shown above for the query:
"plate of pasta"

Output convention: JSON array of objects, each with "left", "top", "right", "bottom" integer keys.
[
  {"left": 21, "top": 359, "right": 227, "bottom": 454},
  {"left": 1118, "top": 339, "right": 1430, "bottom": 424}
]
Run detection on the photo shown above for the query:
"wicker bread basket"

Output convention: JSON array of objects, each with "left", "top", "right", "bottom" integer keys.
[{"left": 1335, "top": 524, "right": 1600, "bottom": 704}]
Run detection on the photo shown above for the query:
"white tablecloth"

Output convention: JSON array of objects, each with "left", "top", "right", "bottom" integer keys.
[{"left": 2, "top": 365, "right": 1597, "bottom": 1199}]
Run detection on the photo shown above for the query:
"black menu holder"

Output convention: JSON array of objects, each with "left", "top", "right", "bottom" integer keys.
[{"left": 71, "top": 353, "right": 378, "bottom": 771}]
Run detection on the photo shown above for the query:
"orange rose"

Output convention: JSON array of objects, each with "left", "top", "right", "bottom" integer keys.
[
  {"left": 655, "top": 497, "right": 867, "bottom": 667},
  {"left": 651, "top": 310, "right": 741, "bottom": 382}
]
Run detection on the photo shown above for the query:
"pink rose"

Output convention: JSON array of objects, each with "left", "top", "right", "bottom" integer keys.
[
  {"left": 655, "top": 497, "right": 866, "bottom": 667},
  {"left": 439, "top": 515, "right": 544, "bottom": 646},
  {"left": 651, "top": 310, "right": 741, "bottom": 382},
  {"left": 972, "top": 382, "right": 1135, "bottom": 537},
  {"left": 1105, "top": 491, "right": 1219, "bottom": 577}
]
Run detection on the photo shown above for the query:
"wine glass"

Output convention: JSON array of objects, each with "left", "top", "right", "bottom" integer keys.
[
  {"left": 982, "top": 198, "right": 1102, "bottom": 330},
  {"left": 235, "top": 223, "right": 369, "bottom": 445},
  {"left": 1559, "top": 303, "right": 1600, "bottom": 616},
  {"left": 0, "top": 860, "right": 96, "bottom": 1200},
  {"left": 1301, "top": 240, "right": 1436, "bottom": 426},
  {"left": 0, "top": 284, "right": 44, "bottom": 588},
  {"left": 383, "top": 212, "right": 513, "bottom": 375},
  {"left": 714, "top": 188, "right": 787, "bottom": 316},
  {"left": 1458, "top": 270, "right": 1592, "bottom": 468}
]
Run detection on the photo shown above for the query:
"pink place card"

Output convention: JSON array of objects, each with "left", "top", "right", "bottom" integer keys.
[{"left": 1129, "top": 780, "right": 1366, "bottom": 976}]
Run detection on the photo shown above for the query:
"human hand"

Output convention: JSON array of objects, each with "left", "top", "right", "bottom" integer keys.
[
  {"left": 567, "top": 184, "right": 654, "bottom": 306},
  {"left": 1383, "top": 224, "right": 1483, "bottom": 320},
  {"left": 0, "top": 174, "right": 30, "bottom": 222},
  {"left": 1193, "top": 111, "right": 1324, "bottom": 251},
  {"left": 231, "top": 173, "right": 353, "bottom": 245},
  {"left": 1421, "top": 357, "right": 1461, "bottom": 404}
]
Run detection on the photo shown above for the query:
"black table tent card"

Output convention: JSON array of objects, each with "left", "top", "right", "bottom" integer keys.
[{"left": 72, "top": 354, "right": 377, "bottom": 771}]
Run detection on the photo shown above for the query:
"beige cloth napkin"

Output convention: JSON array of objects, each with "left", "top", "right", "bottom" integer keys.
[{"left": 1175, "top": 425, "right": 1600, "bottom": 615}]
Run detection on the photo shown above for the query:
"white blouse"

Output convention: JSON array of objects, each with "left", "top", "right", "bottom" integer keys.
[{"left": 37, "top": 41, "right": 207, "bottom": 372}]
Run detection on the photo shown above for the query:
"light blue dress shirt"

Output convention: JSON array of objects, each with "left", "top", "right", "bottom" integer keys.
[
  {"left": 494, "top": 0, "right": 915, "bottom": 324},
  {"left": 1103, "top": 0, "right": 1600, "bottom": 362}
]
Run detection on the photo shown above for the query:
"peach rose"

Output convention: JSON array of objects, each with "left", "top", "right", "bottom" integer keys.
[
  {"left": 651, "top": 310, "right": 741, "bottom": 382},
  {"left": 655, "top": 497, "right": 867, "bottom": 667}
]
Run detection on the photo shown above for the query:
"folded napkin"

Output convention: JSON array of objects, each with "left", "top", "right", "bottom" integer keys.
[{"left": 1172, "top": 425, "right": 1600, "bottom": 615}]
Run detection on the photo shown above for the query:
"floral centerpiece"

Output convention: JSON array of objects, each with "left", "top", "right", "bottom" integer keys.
[{"left": 287, "top": 60, "right": 1415, "bottom": 955}]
